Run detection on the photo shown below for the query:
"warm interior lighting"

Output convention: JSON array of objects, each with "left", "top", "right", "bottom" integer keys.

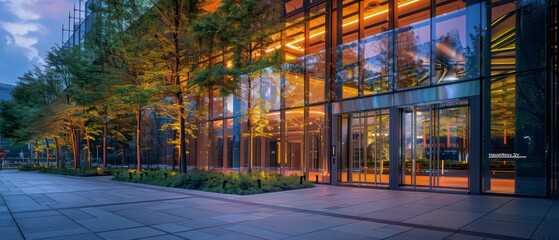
[{"left": 284, "top": 0, "right": 421, "bottom": 52}]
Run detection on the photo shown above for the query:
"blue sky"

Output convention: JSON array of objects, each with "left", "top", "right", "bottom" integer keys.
[{"left": 0, "top": 0, "right": 75, "bottom": 85}]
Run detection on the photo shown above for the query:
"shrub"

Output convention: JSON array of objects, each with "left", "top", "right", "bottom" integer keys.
[
  {"left": 111, "top": 169, "right": 314, "bottom": 195},
  {"left": 33, "top": 167, "right": 115, "bottom": 176},
  {"left": 19, "top": 165, "right": 41, "bottom": 171}
]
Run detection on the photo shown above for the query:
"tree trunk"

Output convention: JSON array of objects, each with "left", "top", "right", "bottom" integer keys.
[
  {"left": 34, "top": 140, "right": 39, "bottom": 166},
  {"left": 178, "top": 93, "right": 187, "bottom": 173},
  {"left": 120, "top": 144, "right": 125, "bottom": 166},
  {"left": 103, "top": 117, "right": 108, "bottom": 167},
  {"left": 208, "top": 88, "right": 214, "bottom": 169},
  {"left": 55, "top": 137, "right": 60, "bottom": 168},
  {"left": 86, "top": 136, "right": 91, "bottom": 168},
  {"left": 247, "top": 79, "right": 253, "bottom": 173},
  {"left": 45, "top": 138, "right": 50, "bottom": 168},
  {"left": 136, "top": 108, "right": 142, "bottom": 171},
  {"left": 73, "top": 127, "right": 80, "bottom": 169}
]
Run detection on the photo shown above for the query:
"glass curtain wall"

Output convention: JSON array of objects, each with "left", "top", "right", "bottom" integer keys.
[{"left": 334, "top": 0, "right": 481, "bottom": 95}]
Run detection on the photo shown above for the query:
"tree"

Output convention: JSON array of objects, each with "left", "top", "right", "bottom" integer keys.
[
  {"left": 100, "top": 0, "right": 163, "bottom": 171},
  {"left": 212, "top": 0, "right": 283, "bottom": 172},
  {"left": 140, "top": 0, "right": 206, "bottom": 173}
]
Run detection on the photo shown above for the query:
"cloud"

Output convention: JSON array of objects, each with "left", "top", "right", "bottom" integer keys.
[
  {"left": 0, "top": 0, "right": 62, "bottom": 62},
  {"left": 0, "top": 0, "right": 41, "bottom": 21},
  {"left": 26, "top": 0, "right": 71, "bottom": 20},
  {"left": 0, "top": 22, "right": 43, "bottom": 61}
]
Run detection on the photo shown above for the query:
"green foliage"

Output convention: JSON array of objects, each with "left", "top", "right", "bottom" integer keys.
[
  {"left": 19, "top": 165, "right": 41, "bottom": 171},
  {"left": 112, "top": 169, "right": 314, "bottom": 195},
  {"left": 31, "top": 167, "right": 115, "bottom": 177}
]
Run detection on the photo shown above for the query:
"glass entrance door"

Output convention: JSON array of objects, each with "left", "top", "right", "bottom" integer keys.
[
  {"left": 338, "top": 109, "right": 389, "bottom": 185},
  {"left": 401, "top": 101, "right": 470, "bottom": 190}
]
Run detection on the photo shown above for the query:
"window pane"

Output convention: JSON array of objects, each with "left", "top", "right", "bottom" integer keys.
[
  {"left": 308, "top": 13, "right": 326, "bottom": 103},
  {"left": 210, "top": 90, "right": 223, "bottom": 119},
  {"left": 395, "top": 0, "right": 431, "bottom": 89},
  {"left": 306, "top": 105, "right": 329, "bottom": 183},
  {"left": 284, "top": 24, "right": 305, "bottom": 108},
  {"left": 516, "top": 0, "right": 547, "bottom": 72},
  {"left": 337, "top": 64, "right": 360, "bottom": 98},
  {"left": 484, "top": 71, "right": 547, "bottom": 195},
  {"left": 490, "top": 3, "right": 516, "bottom": 76},
  {"left": 337, "top": 3, "right": 360, "bottom": 99},
  {"left": 210, "top": 120, "right": 223, "bottom": 168},
  {"left": 434, "top": 0, "right": 481, "bottom": 83},
  {"left": 225, "top": 119, "right": 233, "bottom": 169},
  {"left": 285, "top": 0, "right": 304, "bottom": 14},
  {"left": 253, "top": 113, "right": 281, "bottom": 170},
  {"left": 284, "top": 109, "right": 305, "bottom": 175},
  {"left": 254, "top": 68, "right": 281, "bottom": 110},
  {"left": 362, "top": 0, "right": 391, "bottom": 95}
]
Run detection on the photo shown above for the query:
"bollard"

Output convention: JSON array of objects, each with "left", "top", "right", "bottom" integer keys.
[
  {"left": 300, "top": 176, "right": 304, "bottom": 185},
  {"left": 128, "top": 172, "right": 132, "bottom": 179},
  {"left": 164, "top": 173, "right": 168, "bottom": 178},
  {"left": 222, "top": 180, "right": 228, "bottom": 189},
  {"left": 257, "top": 179, "right": 261, "bottom": 189},
  {"left": 315, "top": 175, "right": 319, "bottom": 183}
]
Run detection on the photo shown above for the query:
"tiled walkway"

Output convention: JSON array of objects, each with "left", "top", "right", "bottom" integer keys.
[{"left": 0, "top": 171, "right": 557, "bottom": 240}]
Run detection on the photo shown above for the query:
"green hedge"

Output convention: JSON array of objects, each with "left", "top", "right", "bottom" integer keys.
[
  {"left": 19, "top": 165, "right": 114, "bottom": 176},
  {"left": 112, "top": 168, "right": 314, "bottom": 195}
]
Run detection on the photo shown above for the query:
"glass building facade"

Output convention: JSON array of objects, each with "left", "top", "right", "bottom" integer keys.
[{"left": 187, "top": 0, "right": 558, "bottom": 197}]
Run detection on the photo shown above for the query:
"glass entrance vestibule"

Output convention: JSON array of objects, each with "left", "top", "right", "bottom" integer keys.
[{"left": 332, "top": 86, "right": 482, "bottom": 193}]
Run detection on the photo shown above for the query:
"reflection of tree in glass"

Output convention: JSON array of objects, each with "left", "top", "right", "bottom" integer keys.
[
  {"left": 361, "top": 32, "right": 391, "bottom": 94},
  {"left": 336, "top": 42, "right": 360, "bottom": 97},
  {"left": 396, "top": 29, "right": 429, "bottom": 89},
  {"left": 284, "top": 56, "right": 305, "bottom": 107},
  {"left": 464, "top": 26, "right": 481, "bottom": 80},
  {"left": 305, "top": 50, "right": 326, "bottom": 102}
]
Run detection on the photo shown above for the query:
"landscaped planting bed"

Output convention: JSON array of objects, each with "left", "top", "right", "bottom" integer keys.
[{"left": 112, "top": 168, "right": 314, "bottom": 195}]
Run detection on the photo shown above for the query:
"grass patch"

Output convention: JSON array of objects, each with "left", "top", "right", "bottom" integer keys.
[{"left": 112, "top": 168, "right": 314, "bottom": 195}]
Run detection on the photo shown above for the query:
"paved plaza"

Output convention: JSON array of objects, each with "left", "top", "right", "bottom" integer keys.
[{"left": 0, "top": 171, "right": 558, "bottom": 240}]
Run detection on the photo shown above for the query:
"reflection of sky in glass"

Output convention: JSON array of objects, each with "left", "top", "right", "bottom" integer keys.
[{"left": 436, "top": 10, "right": 467, "bottom": 47}]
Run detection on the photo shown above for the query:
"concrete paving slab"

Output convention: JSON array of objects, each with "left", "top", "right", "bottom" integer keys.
[
  {"left": 0, "top": 225, "right": 25, "bottom": 240},
  {"left": 40, "top": 232, "right": 104, "bottom": 240},
  {"left": 96, "top": 226, "right": 165, "bottom": 240},
  {"left": 403, "top": 209, "right": 485, "bottom": 229},
  {"left": 286, "top": 229, "right": 373, "bottom": 240},
  {"left": 143, "top": 234, "right": 185, "bottom": 240},
  {"left": 461, "top": 218, "right": 538, "bottom": 239},
  {"left": 386, "top": 228, "right": 452, "bottom": 240},
  {"left": 151, "top": 222, "right": 193, "bottom": 233}
]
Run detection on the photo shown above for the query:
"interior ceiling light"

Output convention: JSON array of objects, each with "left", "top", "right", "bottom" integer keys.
[{"left": 284, "top": 0, "right": 420, "bottom": 51}]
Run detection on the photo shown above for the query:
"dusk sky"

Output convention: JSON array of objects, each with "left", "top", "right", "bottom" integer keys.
[{"left": 0, "top": 0, "right": 76, "bottom": 85}]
